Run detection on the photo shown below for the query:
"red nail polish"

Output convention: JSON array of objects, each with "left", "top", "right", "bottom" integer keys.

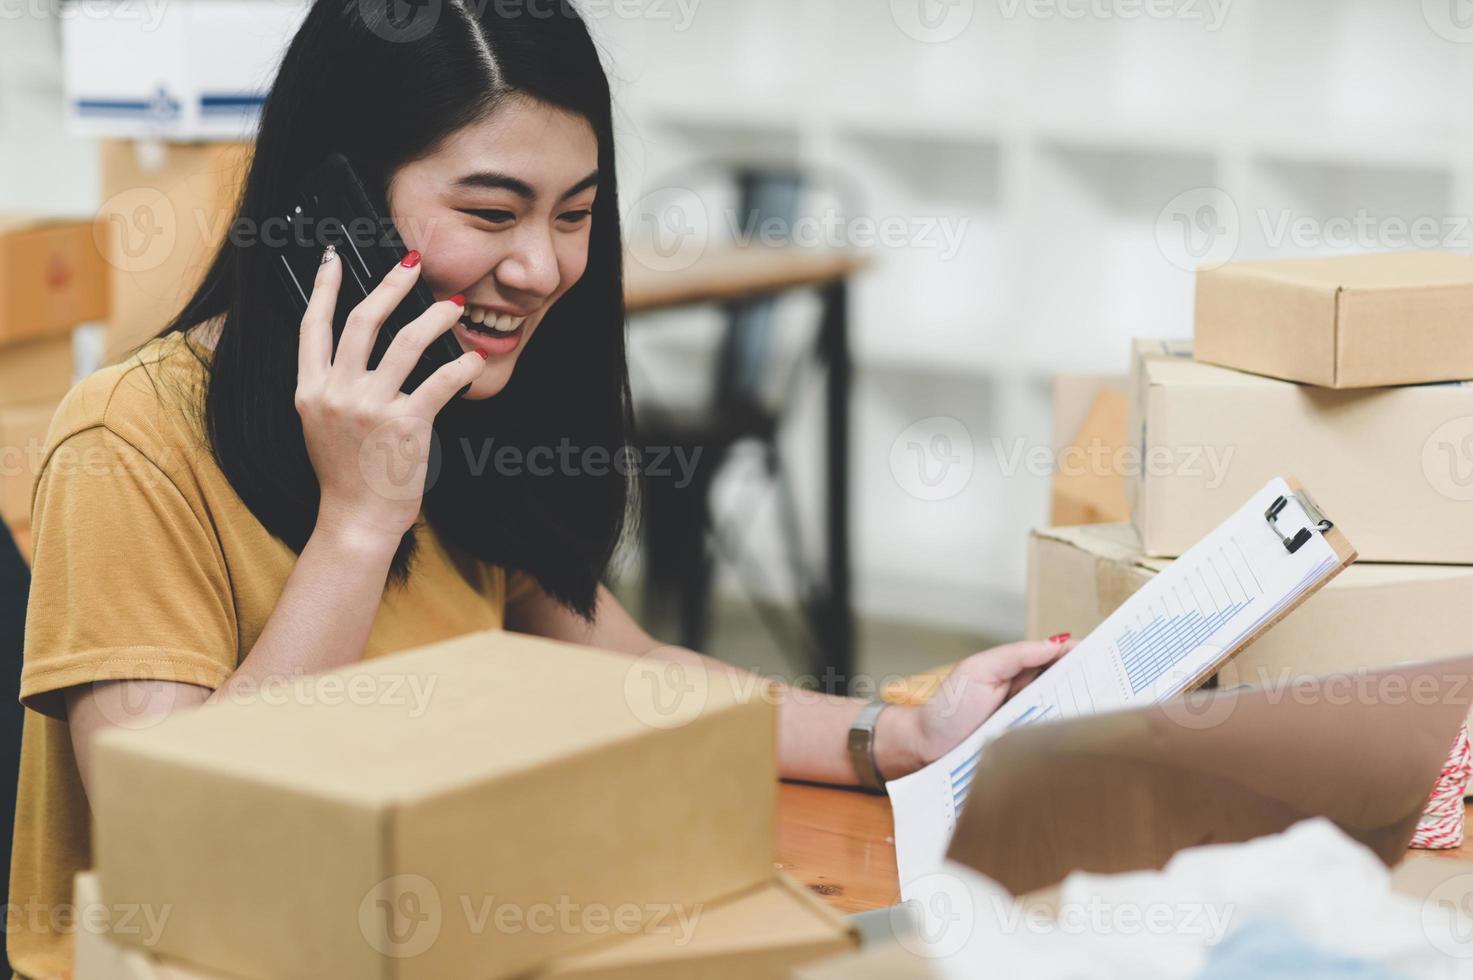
[
  {"left": 472, "top": 349, "right": 489, "bottom": 359},
  {"left": 450, "top": 293, "right": 465, "bottom": 306},
  {"left": 400, "top": 250, "right": 421, "bottom": 268},
  {"left": 1048, "top": 632, "right": 1072, "bottom": 644}
]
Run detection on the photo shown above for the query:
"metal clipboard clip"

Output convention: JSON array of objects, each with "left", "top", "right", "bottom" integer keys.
[{"left": 1265, "top": 490, "right": 1334, "bottom": 554}]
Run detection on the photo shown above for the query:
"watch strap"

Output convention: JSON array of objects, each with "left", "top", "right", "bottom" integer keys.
[{"left": 847, "top": 699, "right": 891, "bottom": 793}]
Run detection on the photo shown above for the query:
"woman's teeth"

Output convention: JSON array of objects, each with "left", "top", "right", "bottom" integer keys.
[{"left": 461, "top": 307, "right": 527, "bottom": 336}]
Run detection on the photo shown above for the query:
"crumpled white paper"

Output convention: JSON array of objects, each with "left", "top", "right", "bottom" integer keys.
[{"left": 893, "top": 818, "right": 1473, "bottom": 980}]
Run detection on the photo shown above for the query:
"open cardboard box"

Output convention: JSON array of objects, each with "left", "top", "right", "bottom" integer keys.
[
  {"left": 92, "top": 630, "right": 781, "bottom": 979},
  {"left": 73, "top": 870, "right": 857, "bottom": 980}
]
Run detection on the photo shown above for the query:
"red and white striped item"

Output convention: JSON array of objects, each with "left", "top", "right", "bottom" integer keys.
[{"left": 1410, "top": 723, "right": 1472, "bottom": 850}]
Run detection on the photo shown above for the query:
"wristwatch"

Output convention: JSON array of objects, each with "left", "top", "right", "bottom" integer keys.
[{"left": 847, "top": 699, "right": 891, "bottom": 793}]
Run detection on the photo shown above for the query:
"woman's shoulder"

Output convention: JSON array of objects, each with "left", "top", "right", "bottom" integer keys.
[{"left": 44, "top": 331, "right": 213, "bottom": 478}]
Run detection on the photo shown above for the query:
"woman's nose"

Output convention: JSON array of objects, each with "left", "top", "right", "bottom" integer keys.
[{"left": 496, "top": 229, "right": 560, "bottom": 301}]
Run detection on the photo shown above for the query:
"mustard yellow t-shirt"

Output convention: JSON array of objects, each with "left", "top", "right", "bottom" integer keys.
[{"left": 8, "top": 332, "right": 527, "bottom": 979}]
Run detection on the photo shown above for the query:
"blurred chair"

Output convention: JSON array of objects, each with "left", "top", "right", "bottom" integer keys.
[
  {"left": 634, "top": 165, "right": 829, "bottom": 670},
  {"left": 0, "top": 521, "right": 27, "bottom": 975}
]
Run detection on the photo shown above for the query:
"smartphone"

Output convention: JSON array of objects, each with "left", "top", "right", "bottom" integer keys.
[{"left": 272, "top": 152, "right": 468, "bottom": 398}]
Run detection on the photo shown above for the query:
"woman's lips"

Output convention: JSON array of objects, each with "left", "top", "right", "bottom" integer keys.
[{"left": 454, "top": 314, "right": 523, "bottom": 356}]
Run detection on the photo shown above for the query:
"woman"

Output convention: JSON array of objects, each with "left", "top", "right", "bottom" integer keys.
[{"left": 9, "top": 1, "right": 1073, "bottom": 975}]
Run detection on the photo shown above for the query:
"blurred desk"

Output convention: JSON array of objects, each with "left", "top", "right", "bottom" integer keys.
[
  {"left": 776, "top": 781, "right": 1473, "bottom": 917},
  {"left": 624, "top": 246, "right": 869, "bottom": 686}
]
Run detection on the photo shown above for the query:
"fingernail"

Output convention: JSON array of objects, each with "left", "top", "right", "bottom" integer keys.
[
  {"left": 1048, "top": 632, "right": 1071, "bottom": 644},
  {"left": 472, "top": 349, "right": 488, "bottom": 359},
  {"left": 400, "top": 249, "right": 422, "bottom": 268},
  {"left": 319, "top": 244, "right": 337, "bottom": 265},
  {"left": 450, "top": 293, "right": 465, "bottom": 306}
]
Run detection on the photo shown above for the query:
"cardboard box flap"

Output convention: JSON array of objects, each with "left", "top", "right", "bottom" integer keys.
[
  {"left": 534, "top": 872, "right": 854, "bottom": 975},
  {"left": 97, "top": 631, "right": 762, "bottom": 805},
  {"left": 1242, "top": 250, "right": 1473, "bottom": 291}
]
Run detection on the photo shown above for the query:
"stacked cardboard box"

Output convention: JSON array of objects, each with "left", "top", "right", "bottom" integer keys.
[
  {"left": 0, "top": 214, "right": 111, "bottom": 555},
  {"left": 97, "top": 140, "right": 253, "bottom": 362},
  {"left": 79, "top": 630, "right": 856, "bottom": 979},
  {"left": 1025, "top": 251, "right": 1473, "bottom": 693}
]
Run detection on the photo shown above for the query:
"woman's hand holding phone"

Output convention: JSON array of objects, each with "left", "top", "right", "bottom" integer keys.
[{"left": 295, "top": 246, "right": 486, "bottom": 543}]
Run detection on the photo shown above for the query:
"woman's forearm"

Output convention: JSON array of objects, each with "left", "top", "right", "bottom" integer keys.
[
  {"left": 205, "top": 517, "right": 399, "bottom": 705},
  {"left": 640, "top": 644, "right": 925, "bottom": 787}
]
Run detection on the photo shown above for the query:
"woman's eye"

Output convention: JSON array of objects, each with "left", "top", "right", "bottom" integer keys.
[
  {"left": 462, "top": 209, "right": 515, "bottom": 225},
  {"left": 557, "top": 209, "right": 593, "bottom": 224}
]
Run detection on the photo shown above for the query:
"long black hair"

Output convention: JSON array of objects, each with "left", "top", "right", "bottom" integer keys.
[{"left": 156, "top": 0, "right": 633, "bottom": 617}]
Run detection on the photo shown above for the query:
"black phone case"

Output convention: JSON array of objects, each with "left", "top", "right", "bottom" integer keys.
[{"left": 272, "top": 153, "right": 467, "bottom": 397}]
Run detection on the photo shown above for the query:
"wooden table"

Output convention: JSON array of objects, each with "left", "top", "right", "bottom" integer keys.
[{"left": 776, "top": 781, "right": 1473, "bottom": 916}]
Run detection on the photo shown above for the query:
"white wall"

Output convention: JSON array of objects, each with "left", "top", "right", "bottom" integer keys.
[
  {"left": 5, "top": 0, "right": 1471, "bottom": 636},
  {"left": 593, "top": 0, "right": 1473, "bottom": 636}
]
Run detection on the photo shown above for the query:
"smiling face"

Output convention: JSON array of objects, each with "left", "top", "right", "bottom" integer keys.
[{"left": 386, "top": 95, "right": 599, "bottom": 399}]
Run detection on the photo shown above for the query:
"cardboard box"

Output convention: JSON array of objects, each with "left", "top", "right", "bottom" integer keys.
[
  {"left": 1049, "top": 378, "right": 1129, "bottom": 526},
  {"left": 0, "top": 214, "right": 109, "bottom": 347},
  {"left": 0, "top": 323, "right": 105, "bottom": 410},
  {"left": 0, "top": 400, "right": 59, "bottom": 528},
  {"left": 1025, "top": 523, "right": 1473, "bottom": 688},
  {"left": 63, "top": 1, "right": 305, "bottom": 141},
  {"left": 93, "top": 631, "right": 779, "bottom": 980},
  {"left": 74, "top": 871, "right": 855, "bottom": 980},
  {"left": 1126, "top": 338, "right": 1473, "bottom": 562},
  {"left": 1195, "top": 250, "right": 1473, "bottom": 388},
  {"left": 98, "top": 140, "right": 253, "bottom": 361}
]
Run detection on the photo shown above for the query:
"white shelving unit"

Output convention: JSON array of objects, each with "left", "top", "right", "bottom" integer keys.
[
  {"left": 8, "top": 0, "right": 1467, "bottom": 640},
  {"left": 604, "top": 0, "right": 1473, "bottom": 636}
]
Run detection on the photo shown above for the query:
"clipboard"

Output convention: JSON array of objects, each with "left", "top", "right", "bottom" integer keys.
[
  {"left": 888, "top": 475, "right": 1360, "bottom": 896},
  {"left": 1173, "top": 474, "right": 1358, "bottom": 697}
]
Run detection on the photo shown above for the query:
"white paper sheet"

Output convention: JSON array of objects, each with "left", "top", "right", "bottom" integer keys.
[{"left": 889, "top": 477, "right": 1342, "bottom": 897}]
